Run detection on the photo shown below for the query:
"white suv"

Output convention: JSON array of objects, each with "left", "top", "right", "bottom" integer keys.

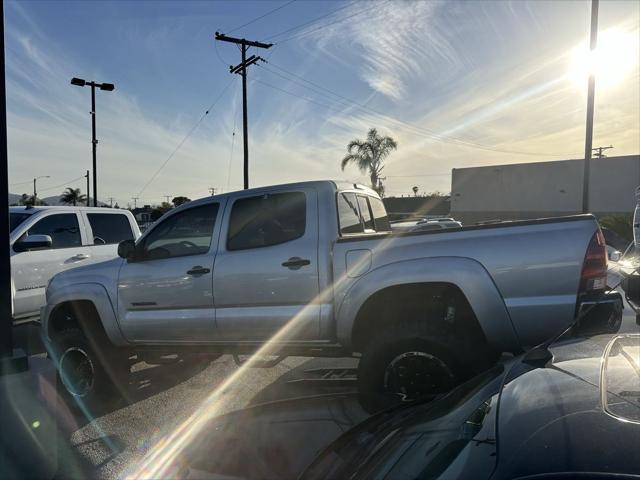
[{"left": 10, "top": 206, "right": 140, "bottom": 322}]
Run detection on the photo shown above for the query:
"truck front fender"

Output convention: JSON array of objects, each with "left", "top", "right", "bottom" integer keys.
[
  {"left": 43, "top": 283, "right": 128, "bottom": 347},
  {"left": 336, "top": 256, "right": 520, "bottom": 351}
]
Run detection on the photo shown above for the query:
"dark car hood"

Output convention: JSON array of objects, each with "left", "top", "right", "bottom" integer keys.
[
  {"left": 182, "top": 392, "right": 389, "bottom": 480},
  {"left": 493, "top": 333, "right": 640, "bottom": 479},
  {"left": 181, "top": 334, "right": 640, "bottom": 480}
]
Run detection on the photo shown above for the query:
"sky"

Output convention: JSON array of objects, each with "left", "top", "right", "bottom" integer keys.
[{"left": 4, "top": 0, "right": 640, "bottom": 207}]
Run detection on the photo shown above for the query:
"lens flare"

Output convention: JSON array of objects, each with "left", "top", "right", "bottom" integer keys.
[{"left": 567, "top": 28, "right": 640, "bottom": 90}]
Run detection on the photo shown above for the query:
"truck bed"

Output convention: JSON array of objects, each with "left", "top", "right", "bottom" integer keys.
[{"left": 333, "top": 215, "right": 598, "bottom": 347}]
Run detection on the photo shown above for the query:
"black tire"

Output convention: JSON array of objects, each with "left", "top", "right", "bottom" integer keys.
[
  {"left": 357, "top": 318, "right": 493, "bottom": 401},
  {"left": 52, "top": 328, "right": 128, "bottom": 409}
]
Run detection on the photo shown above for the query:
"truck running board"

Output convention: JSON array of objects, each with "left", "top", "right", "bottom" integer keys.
[
  {"left": 286, "top": 367, "right": 358, "bottom": 385},
  {"left": 231, "top": 354, "right": 287, "bottom": 368}
]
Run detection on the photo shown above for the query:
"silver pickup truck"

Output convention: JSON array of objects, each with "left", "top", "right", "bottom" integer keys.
[{"left": 41, "top": 180, "right": 619, "bottom": 405}]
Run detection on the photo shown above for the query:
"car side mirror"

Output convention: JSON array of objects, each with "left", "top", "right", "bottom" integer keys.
[
  {"left": 609, "top": 250, "right": 621, "bottom": 262},
  {"left": 14, "top": 234, "right": 53, "bottom": 252},
  {"left": 117, "top": 239, "right": 138, "bottom": 260}
]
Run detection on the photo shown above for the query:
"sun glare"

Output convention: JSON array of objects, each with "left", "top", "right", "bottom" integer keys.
[{"left": 568, "top": 28, "right": 640, "bottom": 89}]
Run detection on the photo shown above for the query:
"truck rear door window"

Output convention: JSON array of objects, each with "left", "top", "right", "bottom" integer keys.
[
  {"left": 87, "top": 213, "right": 134, "bottom": 245},
  {"left": 338, "top": 193, "right": 363, "bottom": 235},
  {"left": 357, "top": 195, "right": 375, "bottom": 231},
  {"left": 227, "top": 192, "right": 306, "bottom": 251},
  {"left": 369, "top": 197, "right": 391, "bottom": 232}
]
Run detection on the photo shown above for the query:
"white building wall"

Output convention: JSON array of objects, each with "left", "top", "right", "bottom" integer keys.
[{"left": 451, "top": 155, "right": 639, "bottom": 223}]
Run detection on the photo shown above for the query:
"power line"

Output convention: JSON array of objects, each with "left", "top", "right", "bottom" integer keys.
[
  {"left": 226, "top": 81, "right": 241, "bottom": 191},
  {"left": 274, "top": 0, "right": 391, "bottom": 44},
  {"left": 38, "top": 175, "right": 86, "bottom": 193},
  {"left": 258, "top": 61, "right": 578, "bottom": 158},
  {"left": 8, "top": 180, "right": 33, "bottom": 187},
  {"left": 254, "top": 78, "right": 341, "bottom": 110},
  {"left": 265, "top": 1, "right": 383, "bottom": 42},
  {"left": 136, "top": 78, "right": 235, "bottom": 198},
  {"left": 224, "top": 0, "right": 297, "bottom": 35}
]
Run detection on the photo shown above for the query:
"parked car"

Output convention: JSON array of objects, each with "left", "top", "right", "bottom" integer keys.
[
  {"left": 41, "top": 180, "right": 619, "bottom": 404},
  {"left": 10, "top": 206, "right": 140, "bottom": 323},
  {"left": 179, "top": 329, "right": 635, "bottom": 480}
]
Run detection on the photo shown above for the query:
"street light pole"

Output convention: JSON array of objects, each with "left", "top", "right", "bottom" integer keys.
[
  {"left": 91, "top": 84, "right": 97, "bottom": 207},
  {"left": 32, "top": 175, "right": 49, "bottom": 203},
  {"left": 85, "top": 169, "right": 90, "bottom": 206},
  {"left": 582, "top": 0, "right": 599, "bottom": 214},
  {"left": 71, "top": 77, "right": 115, "bottom": 207}
]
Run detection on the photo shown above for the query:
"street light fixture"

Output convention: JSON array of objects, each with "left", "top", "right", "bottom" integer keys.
[
  {"left": 33, "top": 175, "right": 50, "bottom": 203},
  {"left": 70, "top": 76, "right": 115, "bottom": 206}
]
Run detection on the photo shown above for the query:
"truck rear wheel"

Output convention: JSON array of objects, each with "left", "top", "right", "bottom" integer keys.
[
  {"left": 53, "top": 328, "right": 128, "bottom": 409},
  {"left": 357, "top": 319, "right": 492, "bottom": 400}
]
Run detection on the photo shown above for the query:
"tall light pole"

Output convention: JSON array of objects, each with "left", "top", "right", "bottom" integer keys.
[
  {"left": 32, "top": 175, "right": 50, "bottom": 203},
  {"left": 582, "top": 0, "right": 599, "bottom": 213},
  {"left": 70, "top": 77, "right": 115, "bottom": 206}
]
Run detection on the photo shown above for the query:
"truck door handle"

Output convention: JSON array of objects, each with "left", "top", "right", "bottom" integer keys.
[
  {"left": 282, "top": 257, "right": 311, "bottom": 269},
  {"left": 187, "top": 266, "right": 210, "bottom": 275},
  {"left": 71, "top": 253, "right": 90, "bottom": 261}
]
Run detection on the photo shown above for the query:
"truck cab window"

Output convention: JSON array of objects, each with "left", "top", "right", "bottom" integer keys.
[
  {"left": 227, "top": 192, "right": 306, "bottom": 251},
  {"left": 25, "top": 213, "right": 81, "bottom": 249},
  {"left": 87, "top": 213, "right": 134, "bottom": 245},
  {"left": 142, "top": 203, "right": 219, "bottom": 260},
  {"left": 369, "top": 197, "right": 391, "bottom": 232},
  {"left": 357, "top": 195, "right": 375, "bottom": 231},
  {"left": 338, "top": 193, "right": 363, "bottom": 235}
]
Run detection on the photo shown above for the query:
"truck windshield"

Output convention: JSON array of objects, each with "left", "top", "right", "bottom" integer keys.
[{"left": 10, "top": 212, "right": 32, "bottom": 233}]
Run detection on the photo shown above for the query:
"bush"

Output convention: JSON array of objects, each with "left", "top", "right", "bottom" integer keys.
[{"left": 599, "top": 214, "right": 633, "bottom": 243}]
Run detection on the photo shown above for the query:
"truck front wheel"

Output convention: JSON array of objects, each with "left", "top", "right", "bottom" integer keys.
[{"left": 53, "top": 328, "right": 128, "bottom": 409}]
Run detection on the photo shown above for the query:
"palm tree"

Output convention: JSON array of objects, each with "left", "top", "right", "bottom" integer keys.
[
  {"left": 341, "top": 128, "right": 397, "bottom": 195},
  {"left": 60, "top": 187, "right": 86, "bottom": 206}
]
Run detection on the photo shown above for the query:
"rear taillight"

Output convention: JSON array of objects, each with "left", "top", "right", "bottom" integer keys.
[{"left": 579, "top": 229, "right": 608, "bottom": 294}]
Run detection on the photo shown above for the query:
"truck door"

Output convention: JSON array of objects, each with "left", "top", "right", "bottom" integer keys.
[
  {"left": 116, "top": 202, "right": 221, "bottom": 342},
  {"left": 213, "top": 188, "right": 321, "bottom": 341}
]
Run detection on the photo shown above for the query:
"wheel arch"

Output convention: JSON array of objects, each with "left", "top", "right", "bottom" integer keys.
[
  {"left": 337, "top": 257, "right": 520, "bottom": 352},
  {"left": 44, "top": 284, "right": 127, "bottom": 347}
]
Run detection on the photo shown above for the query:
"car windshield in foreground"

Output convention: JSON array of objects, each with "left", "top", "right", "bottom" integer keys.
[{"left": 9, "top": 212, "right": 32, "bottom": 233}]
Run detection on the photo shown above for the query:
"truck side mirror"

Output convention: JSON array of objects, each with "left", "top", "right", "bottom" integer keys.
[
  {"left": 117, "top": 239, "right": 137, "bottom": 260},
  {"left": 13, "top": 234, "right": 53, "bottom": 252}
]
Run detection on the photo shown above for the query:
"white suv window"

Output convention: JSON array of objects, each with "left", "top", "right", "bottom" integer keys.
[
  {"left": 87, "top": 213, "right": 134, "bottom": 245},
  {"left": 24, "top": 213, "right": 81, "bottom": 249}
]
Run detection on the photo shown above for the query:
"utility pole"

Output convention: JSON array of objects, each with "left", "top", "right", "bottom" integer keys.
[
  {"left": 208, "top": 187, "right": 216, "bottom": 196},
  {"left": 85, "top": 170, "right": 90, "bottom": 206},
  {"left": 108, "top": 197, "right": 114, "bottom": 208},
  {"left": 215, "top": 32, "right": 272, "bottom": 190},
  {"left": 592, "top": 145, "right": 613, "bottom": 159},
  {"left": 163, "top": 195, "right": 172, "bottom": 204},
  {"left": 131, "top": 197, "right": 139, "bottom": 209},
  {"left": 582, "top": 0, "right": 599, "bottom": 214}
]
